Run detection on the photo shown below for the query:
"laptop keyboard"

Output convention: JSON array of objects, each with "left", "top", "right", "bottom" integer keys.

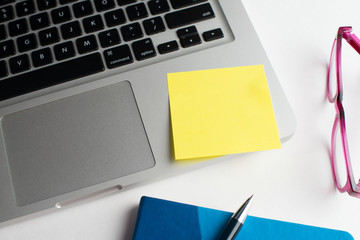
[{"left": 0, "top": 0, "right": 227, "bottom": 101}]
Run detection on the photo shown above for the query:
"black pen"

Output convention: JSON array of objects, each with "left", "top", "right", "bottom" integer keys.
[{"left": 218, "top": 195, "right": 254, "bottom": 240}]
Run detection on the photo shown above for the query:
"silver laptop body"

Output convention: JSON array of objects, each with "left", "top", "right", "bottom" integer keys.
[{"left": 0, "top": 0, "right": 296, "bottom": 224}]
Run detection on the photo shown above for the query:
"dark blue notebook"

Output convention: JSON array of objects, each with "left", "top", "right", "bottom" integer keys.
[{"left": 132, "top": 196, "right": 354, "bottom": 240}]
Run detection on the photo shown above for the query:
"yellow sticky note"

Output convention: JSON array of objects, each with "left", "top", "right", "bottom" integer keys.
[{"left": 167, "top": 65, "right": 281, "bottom": 160}]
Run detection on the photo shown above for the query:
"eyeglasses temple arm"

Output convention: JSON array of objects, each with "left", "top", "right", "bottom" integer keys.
[{"left": 343, "top": 31, "right": 360, "bottom": 55}]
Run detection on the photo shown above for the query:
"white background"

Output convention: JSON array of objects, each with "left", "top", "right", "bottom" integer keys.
[{"left": 2, "top": 0, "right": 360, "bottom": 239}]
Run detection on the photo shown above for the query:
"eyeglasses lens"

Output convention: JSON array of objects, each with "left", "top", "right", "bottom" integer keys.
[
  {"left": 332, "top": 118, "right": 347, "bottom": 188},
  {"left": 327, "top": 39, "right": 337, "bottom": 101}
]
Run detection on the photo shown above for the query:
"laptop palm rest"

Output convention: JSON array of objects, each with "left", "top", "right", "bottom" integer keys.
[{"left": 1, "top": 81, "right": 155, "bottom": 206}]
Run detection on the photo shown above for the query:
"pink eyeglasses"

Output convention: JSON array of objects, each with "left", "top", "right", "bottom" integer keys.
[{"left": 327, "top": 26, "right": 360, "bottom": 197}]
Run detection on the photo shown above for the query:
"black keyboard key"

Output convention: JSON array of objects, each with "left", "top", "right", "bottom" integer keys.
[
  {"left": 60, "top": 21, "right": 82, "bottom": 39},
  {"left": 0, "top": 39, "right": 14, "bottom": 58},
  {"left": 51, "top": 6, "right": 72, "bottom": 24},
  {"left": 143, "top": 17, "right": 165, "bottom": 35},
  {"left": 8, "top": 18, "right": 28, "bottom": 36},
  {"left": 73, "top": 1, "right": 93, "bottom": 18},
  {"left": 76, "top": 34, "right": 98, "bottom": 54},
  {"left": 126, "top": 3, "right": 148, "bottom": 21},
  {"left": 179, "top": 34, "right": 201, "bottom": 47},
  {"left": 0, "top": 5, "right": 13, "bottom": 23},
  {"left": 30, "top": 12, "right": 50, "bottom": 30},
  {"left": 37, "top": 0, "right": 57, "bottom": 11},
  {"left": 15, "top": 0, "right": 35, "bottom": 17},
  {"left": 203, "top": 28, "right": 223, "bottom": 41},
  {"left": 170, "top": 0, "right": 206, "bottom": 9},
  {"left": 121, "top": 22, "right": 142, "bottom": 41},
  {"left": 132, "top": 38, "right": 156, "bottom": 61},
  {"left": 148, "top": 0, "right": 170, "bottom": 15},
  {"left": 0, "top": 53, "right": 105, "bottom": 101},
  {"left": 83, "top": 15, "right": 104, "bottom": 33},
  {"left": 0, "top": 60, "right": 8, "bottom": 78},
  {"left": 31, "top": 47, "right": 53, "bottom": 67},
  {"left": 17, "top": 33, "right": 38, "bottom": 52},
  {"left": 103, "top": 44, "right": 133, "bottom": 69},
  {"left": 157, "top": 40, "right": 178, "bottom": 54},
  {"left": 16, "top": 0, "right": 35, "bottom": 17},
  {"left": 54, "top": 41, "right": 75, "bottom": 60},
  {"left": 9, "top": 54, "right": 30, "bottom": 74},
  {"left": 99, "top": 28, "right": 120, "bottom": 48},
  {"left": 177, "top": 26, "right": 201, "bottom": 48},
  {"left": 117, "top": 0, "right": 135, "bottom": 6},
  {"left": 39, "top": 27, "right": 60, "bottom": 45},
  {"left": 177, "top": 25, "right": 197, "bottom": 37},
  {"left": 0, "top": 24, "right": 6, "bottom": 40},
  {"left": 94, "top": 0, "right": 115, "bottom": 12},
  {"left": 104, "top": 9, "right": 126, "bottom": 27},
  {"left": 165, "top": 3, "right": 215, "bottom": 29}
]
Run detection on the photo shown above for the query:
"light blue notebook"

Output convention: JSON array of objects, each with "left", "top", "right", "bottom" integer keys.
[{"left": 132, "top": 196, "right": 354, "bottom": 240}]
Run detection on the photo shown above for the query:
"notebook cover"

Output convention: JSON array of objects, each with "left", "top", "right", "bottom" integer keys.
[{"left": 132, "top": 196, "right": 354, "bottom": 240}]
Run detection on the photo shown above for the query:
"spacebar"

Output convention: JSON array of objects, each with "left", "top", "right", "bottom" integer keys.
[{"left": 0, "top": 53, "right": 105, "bottom": 101}]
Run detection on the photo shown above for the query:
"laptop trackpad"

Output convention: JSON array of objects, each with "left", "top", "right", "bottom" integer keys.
[{"left": 1, "top": 81, "right": 155, "bottom": 206}]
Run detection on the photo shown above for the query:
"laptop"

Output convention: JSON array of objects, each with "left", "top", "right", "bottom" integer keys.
[{"left": 0, "top": 0, "right": 296, "bottom": 223}]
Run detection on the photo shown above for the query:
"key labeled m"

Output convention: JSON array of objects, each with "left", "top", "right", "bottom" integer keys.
[{"left": 83, "top": 40, "right": 91, "bottom": 47}]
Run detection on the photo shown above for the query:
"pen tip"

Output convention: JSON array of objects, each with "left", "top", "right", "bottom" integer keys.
[{"left": 232, "top": 194, "right": 254, "bottom": 222}]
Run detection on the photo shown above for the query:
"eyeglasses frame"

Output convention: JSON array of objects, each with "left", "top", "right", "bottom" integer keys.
[{"left": 327, "top": 26, "right": 360, "bottom": 197}]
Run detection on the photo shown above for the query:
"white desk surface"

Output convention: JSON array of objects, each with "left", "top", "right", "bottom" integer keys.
[{"left": 2, "top": 0, "right": 360, "bottom": 239}]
